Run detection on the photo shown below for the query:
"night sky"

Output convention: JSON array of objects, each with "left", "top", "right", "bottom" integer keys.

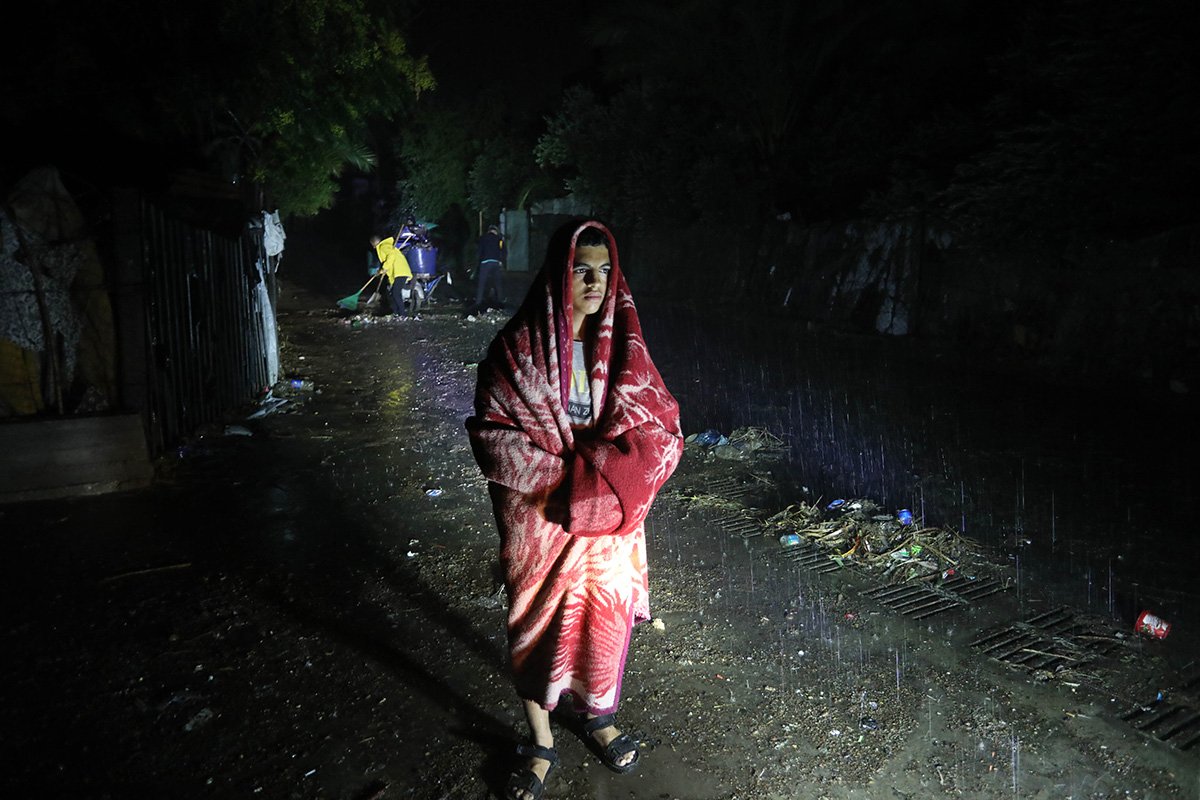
[{"left": 408, "top": 0, "right": 596, "bottom": 108}]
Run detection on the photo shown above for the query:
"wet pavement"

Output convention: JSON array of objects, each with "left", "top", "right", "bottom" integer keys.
[{"left": 5, "top": 269, "right": 1200, "bottom": 799}]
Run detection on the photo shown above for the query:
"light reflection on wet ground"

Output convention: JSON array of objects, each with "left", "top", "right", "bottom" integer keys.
[{"left": 6, "top": 279, "right": 1198, "bottom": 797}]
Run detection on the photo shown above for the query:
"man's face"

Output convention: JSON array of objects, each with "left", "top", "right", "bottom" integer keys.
[{"left": 571, "top": 244, "right": 610, "bottom": 321}]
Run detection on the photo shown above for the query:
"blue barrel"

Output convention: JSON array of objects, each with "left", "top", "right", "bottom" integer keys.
[{"left": 405, "top": 245, "right": 438, "bottom": 276}]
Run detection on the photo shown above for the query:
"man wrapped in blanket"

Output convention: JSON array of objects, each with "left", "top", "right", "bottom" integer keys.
[{"left": 467, "top": 220, "right": 683, "bottom": 800}]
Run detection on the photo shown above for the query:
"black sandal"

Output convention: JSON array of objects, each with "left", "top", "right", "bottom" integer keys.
[
  {"left": 582, "top": 714, "right": 641, "bottom": 774},
  {"left": 505, "top": 743, "right": 558, "bottom": 800}
]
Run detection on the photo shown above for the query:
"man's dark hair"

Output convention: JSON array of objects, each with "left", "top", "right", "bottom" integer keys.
[
  {"left": 575, "top": 226, "right": 608, "bottom": 249},
  {"left": 541, "top": 220, "right": 613, "bottom": 276}
]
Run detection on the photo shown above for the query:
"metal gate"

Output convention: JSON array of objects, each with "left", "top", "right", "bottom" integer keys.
[{"left": 113, "top": 191, "right": 275, "bottom": 454}]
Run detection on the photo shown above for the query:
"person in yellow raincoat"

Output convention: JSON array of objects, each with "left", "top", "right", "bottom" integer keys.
[{"left": 371, "top": 234, "right": 413, "bottom": 317}]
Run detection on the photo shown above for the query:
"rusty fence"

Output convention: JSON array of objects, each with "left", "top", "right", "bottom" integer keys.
[{"left": 114, "top": 191, "right": 276, "bottom": 455}]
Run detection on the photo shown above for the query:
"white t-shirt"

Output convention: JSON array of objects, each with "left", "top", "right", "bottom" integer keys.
[{"left": 567, "top": 340, "right": 592, "bottom": 427}]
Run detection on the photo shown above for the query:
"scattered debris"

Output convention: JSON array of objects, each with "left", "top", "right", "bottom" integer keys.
[
  {"left": 766, "top": 498, "right": 983, "bottom": 583},
  {"left": 98, "top": 563, "right": 193, "bottom": 585},
  {"left": 247, "top": 391, "right": 290, "bottom": 419},
  {"left": 685, "top": 426, "right": 785, "bottom": 461},
  {"left": 728, "top": 426, "right": 785, "bottom": 453},
  {"left": 476, "top": 587, "right": 506, "bottom": 609},
  {"left": 184, "top": 707, "right": 214, "bottom": 732}
]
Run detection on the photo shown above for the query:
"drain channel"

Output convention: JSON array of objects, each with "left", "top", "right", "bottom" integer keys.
[
  {"left": 939, "top": 575, "right": 1007, "bottom": 602},
  {"left": 865, "top": 582, "right": 962, "bottom": 619},
  {"left": 865, "top": 575, "right": 1006, "bottom": 619},
  {"left": 713, "top": 513, "right": 764, "bottom": 539},
  {"left": 705, "top": 476, "right": 754, "bottom": 499},
  {"left": 777, "top": 541, "right": 843, "bottom": 574},
  {"left": 1120, "top": 667, "right": 1200, "bottom": 752},
  {"left": 1123, "top": 702, "right": 1200, "bottom": 751},
  {"left": 970, "top": 607, "right": 1124, "bottom": 671}
]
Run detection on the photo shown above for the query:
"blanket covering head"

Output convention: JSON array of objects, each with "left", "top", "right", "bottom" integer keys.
[{"left": 466, "top": 220, "right": 683, "bottom": 713}]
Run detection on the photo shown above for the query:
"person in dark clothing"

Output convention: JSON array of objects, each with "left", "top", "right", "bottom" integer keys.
[{"left": 475, "top": 224, "right": 506, "bottom": 314}]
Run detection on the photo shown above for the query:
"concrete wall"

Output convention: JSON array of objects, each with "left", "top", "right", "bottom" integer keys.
[{"left": 0, "top": 413, "right": 153, "bottom": 503}]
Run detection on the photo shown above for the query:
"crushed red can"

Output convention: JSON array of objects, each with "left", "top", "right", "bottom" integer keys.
[{"left": 1136, "top": 610, "right": 1171, "bottom": 640}]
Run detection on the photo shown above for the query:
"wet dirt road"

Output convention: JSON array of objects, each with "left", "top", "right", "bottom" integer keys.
[{"left": 4, "top": 277, "right": 1199, "bottom": 799}]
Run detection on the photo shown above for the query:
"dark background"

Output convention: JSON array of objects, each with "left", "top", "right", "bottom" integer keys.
[{"left": 4, "top": 0, "right": 1198, "bottom": 512}]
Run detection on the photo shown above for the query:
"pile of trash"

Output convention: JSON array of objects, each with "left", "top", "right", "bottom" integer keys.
[
  {"left": 769, "top": 497, "right": 982, "bottom": 584},
  {"left": 680, "top": 425, "right": 983, "bottom": 583},
  {"left": 685, "top": 426, "right": 786, "bottom": 461},
  {"left": 229, "top": 378, "right": 317, "bottom": 430},
  {"left": 340, "top": 313, "right": 415, "bottom": 327}
]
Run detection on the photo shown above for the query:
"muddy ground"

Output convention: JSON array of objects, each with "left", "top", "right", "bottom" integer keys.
[{"left": 5, "top": 274, "right": 1200, "bottom": 800}]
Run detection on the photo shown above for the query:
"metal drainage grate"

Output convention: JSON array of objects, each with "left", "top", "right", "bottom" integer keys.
[
  {"left": 1122, "top": 701, "right": 1200, "bottom": 751},
  {"left": 970, "top": 607, "right": 1124, "bottom": 671},
  {"left": 713, "top": 513, "right": 764, "bottom": 539},
  {"left": 706, "top": 476, "right": 754, "bottom": 499},
  {"left": 865, "top": 575, "right": 1006, "bottom": 620},
  {"left": 865, "top": 583, "right": 960, "bottom": 619},
  {"left": 938, "top": 574, "right": 1007, "bottom": 603},
  {"left": 777, "top": 541, "right": 842, "bottom": 574}
]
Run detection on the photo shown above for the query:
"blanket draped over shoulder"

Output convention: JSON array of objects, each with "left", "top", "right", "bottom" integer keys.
[{"left": 466, "top": 221, "right": 683, "bottom": 714}]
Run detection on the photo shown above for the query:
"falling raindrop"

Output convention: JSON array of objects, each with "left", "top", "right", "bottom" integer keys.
[
  {"left": 1016, "top": 554, "right": 1022, "bottom": 610},
  {"left": 1050, "top": 490, "right": 1056, "bottom": 549},
  {"left": 1107, "top": 558, "right": 1114, "bottom": 615},
  {"left": 1010, "top": 733, "right": 1020, "bottom": 798},
  {"left": 960, "top": 480, "right": 966, "bottom": 533}
]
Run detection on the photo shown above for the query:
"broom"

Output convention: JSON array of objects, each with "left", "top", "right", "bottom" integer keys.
[{"left": 337, "top": 272, "right": 384, "bottom": 311}]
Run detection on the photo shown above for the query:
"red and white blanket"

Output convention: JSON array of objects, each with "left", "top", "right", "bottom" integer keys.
[{"left": 467, "top": 221, "right": 683, "bottom": 714}]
